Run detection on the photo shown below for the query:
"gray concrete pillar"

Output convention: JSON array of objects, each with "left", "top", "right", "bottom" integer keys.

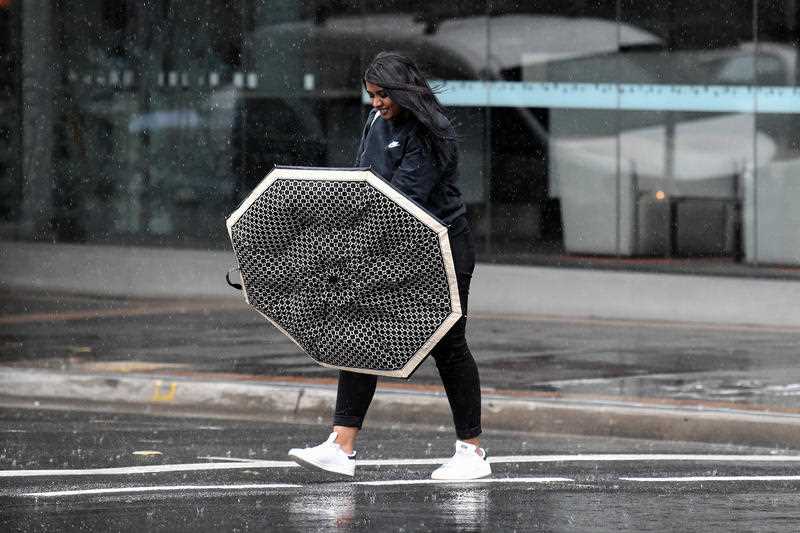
[{"left": 20, "top": 0, "right": 56, "bottom": 239}]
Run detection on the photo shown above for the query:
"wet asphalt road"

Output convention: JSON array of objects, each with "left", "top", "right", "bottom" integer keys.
[
  {"left": 4, "top": 289, "right": 800, "bottom": 408},
  {"left": 3, "top": 405, "right": 800, "bottom": 531}
]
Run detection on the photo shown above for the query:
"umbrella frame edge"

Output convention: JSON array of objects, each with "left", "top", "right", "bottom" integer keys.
[{"left": 225, "top": 166, "right": 464, "bottom": 378}]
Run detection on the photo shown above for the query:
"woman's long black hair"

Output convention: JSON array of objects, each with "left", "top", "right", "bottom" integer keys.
[{"left": 364, "top": 52, "right": 455, "bottom": 168}]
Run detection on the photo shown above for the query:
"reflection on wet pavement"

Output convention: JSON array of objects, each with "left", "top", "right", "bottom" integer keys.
[
  {"left": 287, "top": 488, "right": 358, "bottom": 529},
  {"left": 548, "top": 371, "right": 800, "bottom": 407}
]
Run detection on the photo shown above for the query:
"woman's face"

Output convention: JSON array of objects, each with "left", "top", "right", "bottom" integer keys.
[{"left": 365, "top": 81, "right": 401, "bottom": 121}]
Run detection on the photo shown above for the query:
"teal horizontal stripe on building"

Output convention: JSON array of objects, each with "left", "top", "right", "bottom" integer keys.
[{"left": 367, "top": 81, "right": 800, "bottom": 113}]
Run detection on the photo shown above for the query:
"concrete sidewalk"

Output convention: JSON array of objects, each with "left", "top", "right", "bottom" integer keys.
[
  {"left": 4, "top": 365, "right": 800, "bottom": 449},
  {"left": 3, "top": 239, "right": 800, "bottom": 326}
]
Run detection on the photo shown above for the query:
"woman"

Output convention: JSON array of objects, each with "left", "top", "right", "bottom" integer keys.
[{"left": 288, "top": 52, "right": 489, "bottom": 481}]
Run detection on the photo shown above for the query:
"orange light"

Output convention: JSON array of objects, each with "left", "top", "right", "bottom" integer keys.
[
  {"left": 0, "top": 0, "right": 11, "bottom": 8},
  {"left": 655, "top": 190, "right": 666, "bottom": 201}
]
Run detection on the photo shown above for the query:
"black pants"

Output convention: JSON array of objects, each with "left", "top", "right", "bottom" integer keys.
[{"left": 333, "top": 225, "right": 482, "bottom": 440}]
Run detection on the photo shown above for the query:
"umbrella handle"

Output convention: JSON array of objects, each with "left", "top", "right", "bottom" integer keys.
[{"left": 226, "top": 267, "right": 243, "bottom": 291}]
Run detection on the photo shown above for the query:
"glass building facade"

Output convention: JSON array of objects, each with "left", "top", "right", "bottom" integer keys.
[{"left": 2, "top": 1, "right": 800, "bottom": 267}]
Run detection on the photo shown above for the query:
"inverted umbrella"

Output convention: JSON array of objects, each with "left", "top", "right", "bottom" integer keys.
[{"left": 226, "top": 166, "right": 462, "bottom": 378}]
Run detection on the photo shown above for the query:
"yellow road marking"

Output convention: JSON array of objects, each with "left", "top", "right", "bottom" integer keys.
[
  {"left": 85, "top": 361, "right": 189, "bottom": 373},
  {"left": 151, "top": 380, "right": 177, "bottom": 402},
  {"left": 132, "top": 450, "right": 163, "bottom": 457},
  {"left": 65, "top": 346, "right": 93, "bottom": 354}
]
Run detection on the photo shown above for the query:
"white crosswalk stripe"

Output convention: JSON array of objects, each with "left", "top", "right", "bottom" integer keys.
[{"left": 3, "top": 454, "right": 800, "bottom": 478}]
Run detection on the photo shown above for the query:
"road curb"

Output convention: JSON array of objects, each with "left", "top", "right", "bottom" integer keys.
[{"left": 2, "top": 367, "right": 800, "bottom": 449}]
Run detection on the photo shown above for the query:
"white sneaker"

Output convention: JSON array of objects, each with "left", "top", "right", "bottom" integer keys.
[
  {"left": 431, "top": 440, "right": 492, "bottom": 480},
  {"left": 288, "top": 432, "right": 356, "bottom": 477}
]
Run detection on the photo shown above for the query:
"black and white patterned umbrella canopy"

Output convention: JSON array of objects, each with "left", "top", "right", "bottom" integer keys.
[{"left": 226, "top": 166, "right": 462, "bottom": 378}]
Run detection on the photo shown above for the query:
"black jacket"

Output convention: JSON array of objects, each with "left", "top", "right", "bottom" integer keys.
[{"left": 356, "top": 109, "right": 467, "bottom": 231}]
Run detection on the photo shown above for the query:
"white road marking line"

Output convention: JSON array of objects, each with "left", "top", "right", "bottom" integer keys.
[
  {"left": 359, "top": 454, "right": 800, "bottom": 466},
  {"left": 0, "top": 461, "right": 298, "bottom": 478},
  {"left": 196, "top": 456, "right": 255, "bottom": 463},
  {"left": 16, "top": 475, "right": 800, "bottom": 498},
  {"left": 20, "top": 478, "right": 572, "bottom": 497},
  {"left": 4, "top": 454, "right": 800, "bottom": 478},
  {"left": 18, "top": 474, "right": 800, "bottom": 498},
  {"left": 356, "top": 477, "right": 573, "bottom": 486},
  {"left": 621, "top": 476, "right": 800, "bottom": 482},
  {"left": 487, "top": 454, "right": 800, "bottom": 464},
  {"left": 23, "top": 484, "right": 301, "bottom": 498}
]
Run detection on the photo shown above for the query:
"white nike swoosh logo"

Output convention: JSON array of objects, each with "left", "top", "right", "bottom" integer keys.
[{"left": 387, "top": 141, "right": 400, "bottom": 149}]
